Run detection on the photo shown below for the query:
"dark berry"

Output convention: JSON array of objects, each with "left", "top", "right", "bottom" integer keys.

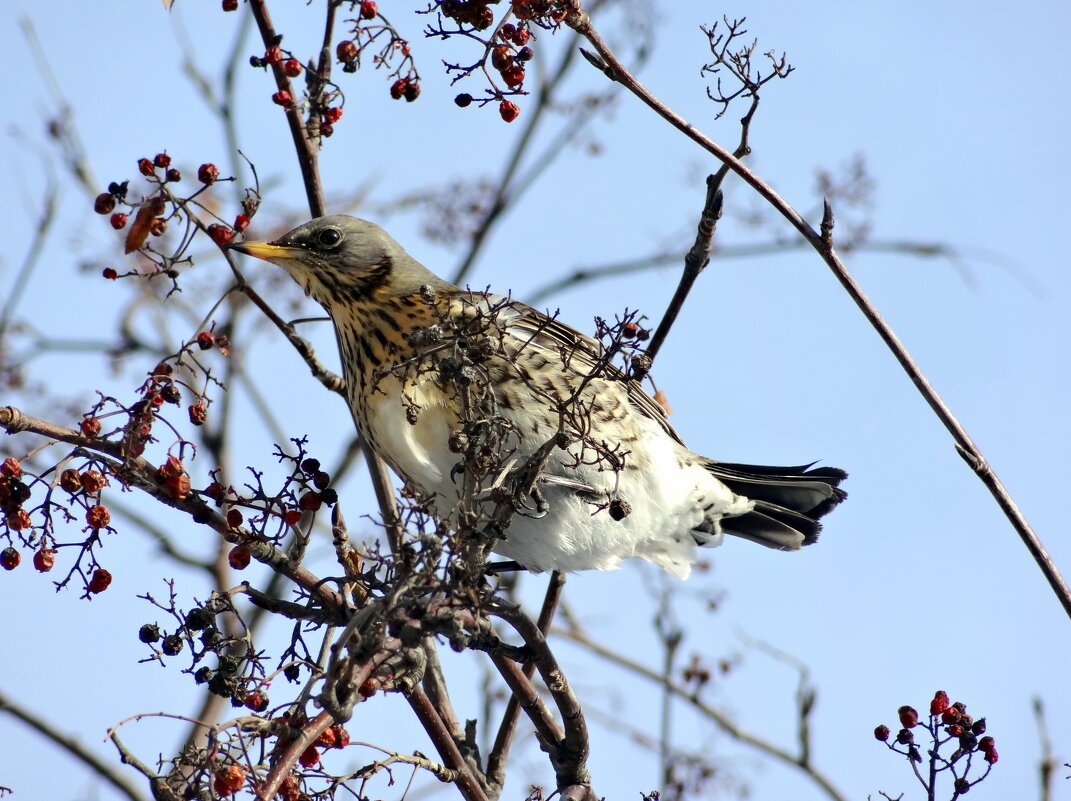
[
  {"left": 161, "top": 634, "right": 185, "bottom": 656},
  {"left": 360, "top": 1, "right": 377, "bottom": 19},
  {"left": 1, "top": 547, "right": 20, "bottom": 570},
  {"left": 32, "top": 548, "right": 56, "bottom": 572},
  {"left": 874, "top": 724, "right": 890, "bottom": 741},
  {"left": 184, "top": 607, "right": 214, "bottom": 631},
  {"left": 153, "top": 153, "right": 171, "bottom": 169},
  {"left": 87, "top": 568, "right": 112, "bottom": 593},
  {"left": 454, "top": 93, "right": 473, "bottom": 108},
  {"left": 228, "top": 544, "right": 251, "bottom": 570},
  {"left": 94, "top": 193, "right": 116, "bottom": 214},
  {"left": 195, "top": 666, "right": 214, "bottom": 684},
  {"left": 197, "top": 163, "right": 220, "bottom": 185},
  {"left": 139, "top": 623, "right": 162, "bottom": 643},
  {"left": 110, "top": 213, "right": 128, "bottom": 230},
  {"left": 138, "top": 157, "right": 155, "bottom": 177},
  {"left": 897, "top": 705, "right": 919, "bottom": 728}
]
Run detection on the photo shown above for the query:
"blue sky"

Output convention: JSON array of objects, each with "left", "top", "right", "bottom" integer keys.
[{"left": 0, "top": 2, "right": 1068, "bottom": 800}]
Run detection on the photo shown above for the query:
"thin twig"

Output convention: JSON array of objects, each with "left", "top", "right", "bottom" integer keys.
[
  {"left": 405, "top": 686, "right": 491, "bottom": 801},
  {"left": 571, "top": 14, "right": 1071, "bottom": 621}
]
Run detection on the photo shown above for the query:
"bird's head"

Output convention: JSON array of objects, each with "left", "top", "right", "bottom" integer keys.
[{"left": 230, "top": 215, "right": 451, "bottom": 306}]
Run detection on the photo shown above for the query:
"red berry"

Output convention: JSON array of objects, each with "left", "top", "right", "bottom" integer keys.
[
  {"left": 930, "top": 690, "right": 949, "bottom": 715},
  {"left": 88, "top": 568, "right": 112, "bottom": 593},
  {"left": 150, "top": 217, "right": 168, "bottom": 236},
  {"left": 80, "top": 470, "right": 106, "bottom": 494},
  {"left": 491, "top": 45, "right": 513, "bottom": 71},
  {"left": 336, "top": 40, "right": 358, "bottom": 63},
  {"left": 165, "top": 473, "right": 191, "bottom": 501},
  {"left": 86, "top": 504, "right": 111, "bottom": 529},
  {"left": 454, "top": 93, "right": 473, "bottom": 108},
  {"left": 330, "top": 724, "right": 350, "bottom": 748},
  {"left": 33, "top": 548, "right": 56, "bottom": 572},
  {"left": 110, "top": 213, "right": 128, "bottom": 230},
  {"left": 897, "top": 706, "right": 919, "bottom": 728},
  {"left": 284, "top": 509, "right": 302, "bottom": 526},
  {"left": 403, "top": 80, "right": 420, "bottom": 102},
  {"left": 153, "top": 153, "right": 171, "bottom": 168},
  {"left": 873, "top": 724, "right": 890, "bottom": 741},
  {"left": 298, "top": 491, "right": 322, "bottom": 512},
  {"left": 244, "top": 691, "right": 268, "bottom": 711},
  {"left": 978, "top": 736, "right": 995, "bottom": 752},
  {"left": 360, "top": 1, "right": 377, "bottom": 19},
  {"left": 226, "top": 509, "right": 243, "bottom": 528},
  {"left": 197, "top": 163, "right": 220, "bottom": 185},
  {"left": 196, "top": 331, "right": 215, "bottom": 350},
  {"left": 207, "top": 224, "right": 234, "bottom": 247},
  {"left": 204, "top": 482, "right": 225, "bottom": 502},
  {"left": 499, "top": 23, "right": 517, "bottom": 40},
  {"left": 272, "top": 90, "right": 293, "bottom": 107},
  {"left": 941, "top": 707, "right": 962, "bottom": 725},
  {"left": 6, "top": 510, "right": 31, "bottom": 531},
  {"left": 315, "top": 727, "right": 337, "bottom": 748},
  {"left": 621, "top": 322, "right": 640, "bottom": 338},
  {"left": 264, "top": 46, "right": 283, "bottom": 66},
  {"left": 165, "top": 168, "right": 181, "bottom": 182},
  {"left": 60, "top": 469, "right": 82, "bottom": 493},
  {"left": 283, "top": 58, "right": 302, "bottom": 78},
  {"left": 232, "top": 214, "right": 251, "bottom": 232},
  {"left": 213, "top": 765, "right": 246, "bottom": 796},
  {"left": 80, "top": 417, "right": 102, "bottom": 438},
  {"left": 502, "top": 66, "right": 525, "bottom": 87},
  {"left": 946, "top": 723, "right": 964, "bottom": 736},
  {"left": 94, "top": 193, "right": 116, "bottom": 215},
  {"left": 1, "top": 457, "right": 20, "bottom": 478},
  {"left": 228, "top": 544, "right": 251, "bottom": 570},
  {"left": 984, "top": 748, "right": 998, "bottom": 764},
  {"left": 513, "top": 27, "right": 530, "bottom": 46},
  {"left": 138, "top": 157, "right": 155, "bottom": 176},
  {"left": 189, "top": 402, "right": 208, "bottom": 426},
  {"left": 1, "top": 547, "right": 20, "bottom": 570},
  {"left": 324, "top": 106, "right": 343, "bottom": 124},
  {"left": 390, "top": 78, "right": 406, "bottom": 100},
  {"left": 298, "top": 746, "right": 319, "bottom": 767},
  {"left": 222, "top": 0, "right": 238, "bottom": 10},
  {"left": 499, "top": 100, "right": 520, "bottom": 123}
]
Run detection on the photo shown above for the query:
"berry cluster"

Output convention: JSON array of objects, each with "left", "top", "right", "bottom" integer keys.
[
  {"left": 333, "top": 5, "right": 419, "bottom": 106},
  {"left": 874, "top": 690, "right": 997, "bottom": 798}
]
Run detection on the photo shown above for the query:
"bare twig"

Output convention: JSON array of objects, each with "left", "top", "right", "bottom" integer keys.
[
  {"left": 570, "top": 13, "right": 1071, "bottom": 621},
  {"left": 0, "top": 690, "right": 146, "bottom": 801},
  {"left": 1033, "top": 697, "right": 1055, "bottom": 801},
  {"left": 405, "top": 686, "right": 491, "bottom": 801}
]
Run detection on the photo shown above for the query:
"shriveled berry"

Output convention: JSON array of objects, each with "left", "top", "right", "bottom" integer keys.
[
  {"left": 324, "top": 106, "right": 343, "bottom": 124},
  {"left": 608, "top": 498, "right": 631, "bottom": 521},
  {"left": 226, "top": 508, "right": 243, "bottom": 528},
  {"left": 165, "top": 168, "right": 181, "bottom": 182},
  {"left": 197, "top": 163, "right": 220, "bottom": 185},
  {"left": 200, "top": 626, "right": 221, "bottom": 647},
  {"left": 138, "top": 157, "right": 155, "bottom": 176},
  {"left": 336, "top": 40, "right": 358, "bottom": 63},
  {"left": 161, "top": 633, "right": 184, "bottom": 655},
  {"left": 213, "top": 765, "right": 245, "bottom": 796},
  {"left": 499, "top": 100, "right": 520, "bottom": 123},
  {"left": 271, "top": 90, "right": 293, "bottom": 106},
  {"left": 298, "top": 746, "right": 319, "bottom": 767},
  {"left": 953, "top": 778, "right": 970, "bottom": 794},
  {"left": 233, "top": 213, "right": 250, "bottom": 232},
  {"left": 6, "top": 510, "right": 31, "bottom": 531},
  {"left": 208, "top": 224, "right": 234, "bottom": 246},
  {"left": 390, "top": 78, "right": 406, "bottom": 99},
  {"left": 185, "top": 606, "right": 213, "bottom": 631},
  {"left": 895, "top": 728, "right": 914, "bottom": 744},
  {"left": 80, "top": 470, "right": 107, "bottom": 494},
  {"left": 404, "top": 79, "right": 420, "bottom": 102},
  {"left": 189, "top": 402, "right": 208, "bottom": 426},
  {"left": 315, "top": 727, "right": 337, "bottom": 748},
  {"left": 153, "top": 153, "right": 171, "bottom": 168},
  {"left": 454, "top": 93, "right": 473, "bottom": 108},
  {"left": 499, "top": 23, "right": 517, "bottom": 40},
  {"left": 139, "top": 623, "right": 161, "bottom": 643},
  {"left": 491, "top": 45, "right": 513, "bottom": 71},
  {"left": 196, "top": 331, "right": 215, "bottom": 350},
  {"left": 517, "top": 45, "right": 534, "bottom": 61},
  {"left": 897, "top": 705, "right": 919, "bottom": 728},
  {"left": 222, "top": 0, "right": 238, "bottom": 10},
  {"left": 330, "top": 724, "right": 350, "bottom": 748},
  {"left": 360, "top": 1, "right": 377, "bottom": 19},
  {"left": 166, "top": 474, "right": 191, "bottom": 501},
  {"left": 1, "top": 457, "right": 20, "bottom": 478},
  {"left": 60, "top": 468, "right": 82, "bottom": 493},
  {"left": 1, "top": 547, "right": 20, "bottom": 570},
  {"left": 88, "top": 568, "right": 112, "bottom": 593},
  {"left": 319, "top": 488, "right": 338, "bottom": 505},
  {"left": 110, "top": 213, "right": 129, "bottom": 230},
  {"left": 513, "top": 27, "right": 530, "bottom": 46},
  {"left": 298, "top": 491, "right": 322, "bottom": 512},
  {"left": 621, "top": 322, "right": 640, "bottom": 338},
  {"left": 94, "top": 193, "right": 116, "bottom": 214},
  {"left": 33, "top": 548, "right": 56, "bottom": 572},
  {"left": 946, "top": 723, "right": 964, "bottom": 737},
  {"left": 86, "top": 504, "right": 111, "bottom": 528},
  {"left": 972, "top": 718, "right": 986, "bottom": 735},
  {"left": 80, "top": 417, "right": 102, "bottom": 437},
  {"left": 300, "top": 458, "right": 321, "bottom": 474},
  {"left": 195, "top": 666, "right": 213, "bottom": 684},
  {"left": 978, "top": 735, "right": 995, "bottom": 752},
  {"left": 204, "top": 482, "right": 225, "bottom": 502},
  {"left": 984, "top": 748, "right": 998, "bottom": 764},
  {"left": 874, "top": 724, "right": 890, "bottom": 741},
  {"left": 150, "top": 217, "right": 168, "bottom": 236},
  {"left": 313, "top": 471, "right": 331, "bottom": 489},
  {"left": 264, "top": 46, "right": 283, "bottom": 66},
  {"left": 942, "top": 706, "right": 962, "bottom": 725},
  {"left": 502, "top": 66, "right": 525, "bottom": 87},
  {"left": 284, "top": 664, "right": 300, "bottom": 682},
  {"left": 228, "top": 544, "right": 251, "bottom": 570},
  {"left": 245, "top": 691, "right": 268, "bottom": 712}
]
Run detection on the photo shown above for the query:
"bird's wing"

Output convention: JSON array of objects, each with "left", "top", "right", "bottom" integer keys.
[{"left": 464, "top": 292, "right": 685, "bottom": 445}]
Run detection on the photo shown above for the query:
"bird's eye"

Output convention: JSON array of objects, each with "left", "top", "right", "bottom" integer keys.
[{"left": 315, "top": 227, "right": 343, "bottom": 249}]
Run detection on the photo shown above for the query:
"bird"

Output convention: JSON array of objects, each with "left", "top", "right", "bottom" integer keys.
[{"left": 231, "top": 215, "right": 846, "bottom": 579}]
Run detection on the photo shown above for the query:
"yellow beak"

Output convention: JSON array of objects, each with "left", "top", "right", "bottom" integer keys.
[{"left": 229, "top": 240, "right": 301, "bottom": 263}]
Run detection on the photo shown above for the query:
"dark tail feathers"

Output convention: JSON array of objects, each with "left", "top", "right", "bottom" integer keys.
[{"left": 705, "top": 461, "right": 847, "bottom": 550}]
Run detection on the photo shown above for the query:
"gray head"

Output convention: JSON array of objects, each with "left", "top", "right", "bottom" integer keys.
[{"left": 230, "top": 215, "right": 453, "bottom": 307}]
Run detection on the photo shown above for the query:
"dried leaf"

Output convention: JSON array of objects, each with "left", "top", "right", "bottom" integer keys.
[
  {"left": 654, "top": 389, "right": 673, "bottom": 416},
  {"left": 124, "top": 195, "right": 166, "bottom": 254}
]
